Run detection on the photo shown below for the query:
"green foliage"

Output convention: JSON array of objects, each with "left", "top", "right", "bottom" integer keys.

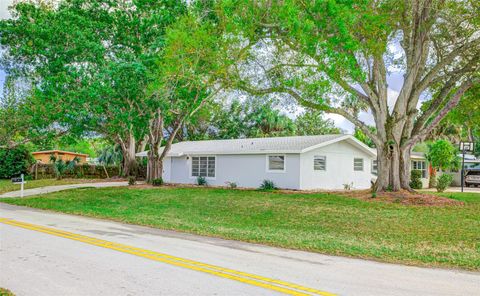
[
  {"left": 436, "top": 174, "right": 453, "bottom": 193},
  {"left": 259, "top": 179, "right": 277, "bottom": 191},
  {"left": 0, "top": 146, "right": 34, "bottom": 179},
  {"left": 56, "top": 139, "right": 96, "bottom": 157},
  {"left": 426, "top": 140, "right": 460, "bottom": 171},
  {"left": 128, "top": 177, "right": 136, "bottom": 186},
  {"left": 354, "top": 127, "right": 377, "bottom": 148},
  {"left": 31, "top": 163, "right": 120, "bottom": 180},
  {"left": 184, "top": 99, "right": 342, "bottom": 141},
  {"left": 294, "top": 110, "right": 341, "bottom": 136},
  {"left": 97, "top": 145, "right": 123, "bottom": 166},
  {"left": 50, "top": 156, "right": 80, "bottom": 180},
  {"left": 196, "top": 176, "right": 207, "bottom": 186},
  {"left": 0, "top": 0, "right": 188, "bottom": 158},
  {"left": 225, "top": 181, "right": 238, "bottom": 189},
  {"left": 152, "top": 178, "right": 164, "bottom": 187},
  {"left": 409, "top": 170, "right": 423, "bottom": 190},
  {"left": 0, "top": 287, "right": 14, "bottom": 296}
]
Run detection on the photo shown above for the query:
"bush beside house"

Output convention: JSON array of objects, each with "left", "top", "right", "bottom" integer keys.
[{"left": 409, "top": 170, "right": 423, "bottom": 190}]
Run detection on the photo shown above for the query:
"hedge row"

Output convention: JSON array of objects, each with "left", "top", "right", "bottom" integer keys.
[{"left": 30, "top": 163, "right": 122, "bottom": 179}]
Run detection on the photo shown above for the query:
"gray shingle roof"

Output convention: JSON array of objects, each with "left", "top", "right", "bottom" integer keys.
[{"left": 137, "top": 134, "right": 358, "bottom": 157}]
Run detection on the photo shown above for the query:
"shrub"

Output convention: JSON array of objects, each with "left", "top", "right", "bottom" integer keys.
[
  {"left": 50, "top": 156, "right": 79, "bottom": 180},
  {"left": 0, "top": 146, "right": 34, "bottom": 179},
  {"left": 343, "top": 183, "right": 353, "bottom": 190},
  {"left": 436, "top": 174, "right": 453, "bottom": 192},
  {"left": 259, "top": 179, "right": 277, "bottom": 190},
  {"left": 152, "top": 178, "right": 164, "bottom": 186},
  {"left": 409, "top": 170, "right": 423, "bottom": 189},
  {"left": 197, "top": 176, "right": 207, "bottom": 186},
  {"left": 225, "top": 181, "right": 237, "bottom": 189},
  {"left": 128, "top": 176, "right": 136, "bottom": 186}
]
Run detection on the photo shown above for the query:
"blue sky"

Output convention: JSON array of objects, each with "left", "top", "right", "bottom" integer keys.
[{"left": 0, "top": 0, "right": 405, "bottom": 133}]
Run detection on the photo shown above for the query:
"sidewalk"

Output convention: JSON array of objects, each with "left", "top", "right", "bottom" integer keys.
[{"left": 0, "top": 181, "right": 130, "bottom": 198}]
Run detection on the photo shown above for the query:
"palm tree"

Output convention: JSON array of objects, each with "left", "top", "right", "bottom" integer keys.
[{"left": 50, "top": 155, "right": 80, "bottom": 180}]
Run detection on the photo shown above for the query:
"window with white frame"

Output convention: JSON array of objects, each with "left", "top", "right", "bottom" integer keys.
[
  {"left": 268, "top": 155, "right": 285, "bottom": 171},
  {"left": 354, "top": 158, "right": 364, "bottom": 171},
  {"left": 314, "top": 156, "right": 326, "bottom": 171},
  {"left": 191, "top": 156, "right": 215, "bottom": 178},
  {"left": 372, "top": 160, "right": 378, "bottom": 175},
  {"left": 412, "top": 160, "right": 427, "bottom": 178}
]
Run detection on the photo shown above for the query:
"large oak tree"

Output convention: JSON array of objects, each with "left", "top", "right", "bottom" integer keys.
[
  {"left": 0, "top": 0, "right": 187, "bottom": 176},
  {"left": 221, "top": 0, "right": 480, "bottom": 191}
]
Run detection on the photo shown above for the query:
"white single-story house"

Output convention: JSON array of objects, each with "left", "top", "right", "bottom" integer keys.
[
  {"left": 138, "top": 135, "right": 479, "bottom": 190},
  {"left": 137, "top": 134, "right": 378, "bottom": 190}
]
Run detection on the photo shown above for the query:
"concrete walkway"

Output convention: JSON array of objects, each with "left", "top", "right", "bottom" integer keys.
[
  {"left": 422, "top": 186, "right": 480, "bottom": 193},
  {"left": 0, "top": 181, "right": 130, "bottom": 198}
]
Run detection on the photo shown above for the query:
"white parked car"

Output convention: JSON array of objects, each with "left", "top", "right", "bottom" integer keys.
[{"left": 465, "top": 169, "right": 480, "bottom": 187}]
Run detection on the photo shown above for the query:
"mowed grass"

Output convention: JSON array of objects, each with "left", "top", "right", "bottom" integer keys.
[
  {"left": 1, "top": 187, "right": 479, "bottom": 270},
  {"left": 0, "top": 179, "right": 106, "bottom": 195}
]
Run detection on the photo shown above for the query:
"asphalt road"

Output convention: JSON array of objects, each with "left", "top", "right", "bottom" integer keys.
[{"left": 1, "top": 203, "right": 479, "bottom": 296}]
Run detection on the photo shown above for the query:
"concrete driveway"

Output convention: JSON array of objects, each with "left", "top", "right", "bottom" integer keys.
[
  {"left": 0, "top": 181, "right": 130, "bottom": 198},
  {"left": 1, "top": 203, "right": 479, "bottom": 296}
]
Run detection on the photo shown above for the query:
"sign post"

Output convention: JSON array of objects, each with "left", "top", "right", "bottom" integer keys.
[
  {"left": 11, "top": 174, "right": 26, "bottom": 197},
  {"left": 459, "top": 142, "right": 475, "bottom": 193}
]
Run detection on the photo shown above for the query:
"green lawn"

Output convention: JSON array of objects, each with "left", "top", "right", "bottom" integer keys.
[
  {"left": 0, "top": 179, "right": 102, "bottom": 195},
  {"left": 1, "top": 187, "right": 479, "bottom": 270}
]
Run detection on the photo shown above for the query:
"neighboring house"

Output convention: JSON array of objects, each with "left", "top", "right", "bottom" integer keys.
[
  {"left": 409, "top": 152, "right": 480, "bottom": 187},
  {"left": 411, "top": 151, "right": 430, "bottom": 188},
  {"left": 137, "top": 135, "right": 377, "bottom": 190},
  {"left": 32, "top": 150, "right": 88, "bottom": 164}
]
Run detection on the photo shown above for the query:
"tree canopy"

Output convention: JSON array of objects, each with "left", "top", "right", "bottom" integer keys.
[{"left": 219, "top": 0, "right": 480, "bottom": 191}]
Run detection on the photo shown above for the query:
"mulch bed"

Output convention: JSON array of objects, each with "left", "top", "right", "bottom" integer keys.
[{"left": 327, "top": 189, "right": 464, "bottom": 206}]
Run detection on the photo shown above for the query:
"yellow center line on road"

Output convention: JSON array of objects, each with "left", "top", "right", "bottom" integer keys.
[{"left": 0, "top": 218, "right": 337, "bottom": 296}]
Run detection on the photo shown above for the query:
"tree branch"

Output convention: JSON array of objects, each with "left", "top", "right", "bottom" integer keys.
[{"left": 406, "top": 78, "right": 475, "bottom": 148}]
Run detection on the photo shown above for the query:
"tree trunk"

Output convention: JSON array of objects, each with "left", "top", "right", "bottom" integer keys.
[
  {"left": 146, "top": 110, "right": 164, "bottom": 183},
  {"left": 119, "top": 132, "right": 137, "bottom": 177},
  {"left": 146, "top": 110, "right": 185, "bottom": 183},
  {"left": 375, "top": 142, "right": 412, "bottom": 192},
  {"left": 399, "top": 147, "right": 411, "bottom": 190},
  {"left": 147, "top": 151, "right": 163, "bottom": 182}
]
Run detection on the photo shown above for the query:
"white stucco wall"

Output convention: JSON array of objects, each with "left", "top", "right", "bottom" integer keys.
[
  {"left": 165, "top": 154, "right": 302, "bottom": 189},
  {"left": 162, "top": 157, "right": 172, "bottom": 182},
  {"left": 299, "top": 140, "right": 376, "bottom": 190}
]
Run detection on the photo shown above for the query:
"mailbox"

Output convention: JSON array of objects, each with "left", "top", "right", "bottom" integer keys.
[{"left": 11, "top": 177, "right": 23, "bottom": 184}]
